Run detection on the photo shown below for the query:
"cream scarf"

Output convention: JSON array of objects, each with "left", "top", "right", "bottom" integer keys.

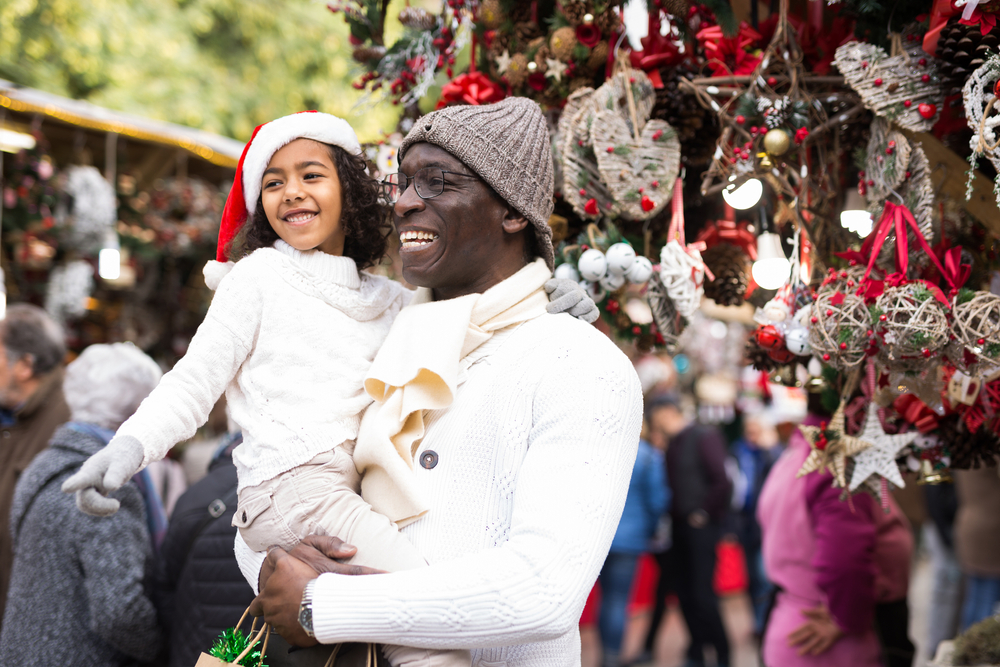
[{"left": 354, "top": 258, "right": 552, "bottom": 526}]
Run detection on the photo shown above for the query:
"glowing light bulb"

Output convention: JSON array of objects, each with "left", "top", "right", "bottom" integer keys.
[
  {"left": 721, "top": 178, "right": 763, "bottom": 210},
  {"left": 99, "top": 248, "right": 121, "bottom": 280},
  {"left": 751, "top": 232, "right": 790, "bottom": 290}
]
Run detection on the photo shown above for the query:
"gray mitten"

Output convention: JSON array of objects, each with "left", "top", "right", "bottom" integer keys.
[
  {"left": 544, "top": 278, "right": 599, "bottom": 324},
  {"left": 61, "top": 435, "right": 145, "bottom": 516}
]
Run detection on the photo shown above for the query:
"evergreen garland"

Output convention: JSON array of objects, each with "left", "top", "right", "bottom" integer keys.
[{"left": 209, "top": 628, "right": 268, "bottom": 667}]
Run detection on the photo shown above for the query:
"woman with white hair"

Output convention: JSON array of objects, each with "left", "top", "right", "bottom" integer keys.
[{"left": 0, "top": 343, "right": 165, "bottom": 667}]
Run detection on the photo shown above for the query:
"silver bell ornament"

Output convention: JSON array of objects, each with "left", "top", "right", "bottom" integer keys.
[
  {"left": 626, "top": 256, "right": 654, "bottom": 284},
  {"left": 600, "top": 273, "right": 627, "bottom": 291},
  {"left": 605, "top": 243, "right": 637, "bottom": 276},
  {"left": 785, "top": 327, "right": 811, "bottom": 356},
  {"left": 554, "top": 263, "right": 580, "bottom": 282},
  {"left": 578, "top": 248, "right": 608, "bottom": 282}
]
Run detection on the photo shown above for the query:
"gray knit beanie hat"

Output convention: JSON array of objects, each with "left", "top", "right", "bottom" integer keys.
[{"left": 399, "top": 97, "right": 555, "bottom": 270}]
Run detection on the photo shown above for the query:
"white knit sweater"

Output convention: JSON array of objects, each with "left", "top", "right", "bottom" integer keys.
[
  {"left": 236, "top": 312, "right": 642, "bottom": 666},
  {"left": 114, "top": 241, "right": 409, "bottom": 489}
]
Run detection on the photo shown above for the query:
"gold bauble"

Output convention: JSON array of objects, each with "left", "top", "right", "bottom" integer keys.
[
  {"left": 583, "top": 12, "right": 595, "bottom": 24},
  {"left": 479, "top": 0, "right": 503, "bottom": 29},
  {"left": 763, "top": 128, "right": 791, "bottom": 156},
  {"left": 550, "top": 26, "right": 578, "bottom": 62},
  {"left": 506, "top": 53, "right": 530, "bottom": 87}
]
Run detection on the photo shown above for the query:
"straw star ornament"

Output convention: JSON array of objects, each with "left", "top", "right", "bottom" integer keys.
[
  {"left": 797, "top": 402, "right": 875, "bottom": 488},
  {"left": 848, "top": 402, "right": 917, "bottom": 492}
]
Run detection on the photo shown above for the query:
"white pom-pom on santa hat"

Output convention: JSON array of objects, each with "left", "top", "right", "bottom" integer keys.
[{"left": 203, "top": 260, "right": 235, "bottom": 291}]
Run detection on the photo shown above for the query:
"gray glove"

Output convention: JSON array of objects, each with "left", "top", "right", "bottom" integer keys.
[
  {"left": 61, "top": 435, "right": 145, "bottom": 516},
  {"left": 545, "top": 278, "right": 600, "bottom": 324}
]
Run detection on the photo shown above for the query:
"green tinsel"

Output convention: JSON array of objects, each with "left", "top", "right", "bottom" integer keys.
[{"left": 209, "top": 628, "right": 268, "bottom": 667}]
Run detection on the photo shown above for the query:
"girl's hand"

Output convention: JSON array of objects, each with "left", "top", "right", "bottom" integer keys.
[
  {"left": 61, "top": 435, "right": 145, "bottom": 516},
  {"left": 787, "top": 604, "right": 843, "bottom": 656}
]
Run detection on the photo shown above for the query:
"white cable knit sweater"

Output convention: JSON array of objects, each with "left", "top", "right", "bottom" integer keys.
[
  {"left": 114, "top": 241, "right": 409, "bottom": 489},
  {"left": 236, "top": 312, "right": 642, "bottom": 666}
]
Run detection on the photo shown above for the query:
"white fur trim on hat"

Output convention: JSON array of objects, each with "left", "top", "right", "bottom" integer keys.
[
  {"left": 241, "top": 112, "right": 362, "bottom": 211},
  {"left": 203, "top": 260, "right": 235, "bottom": 291}
]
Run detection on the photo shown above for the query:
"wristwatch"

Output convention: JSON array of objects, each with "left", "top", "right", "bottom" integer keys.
[{"left": 298, "top": 579, "right": 316, "bottom": 638}]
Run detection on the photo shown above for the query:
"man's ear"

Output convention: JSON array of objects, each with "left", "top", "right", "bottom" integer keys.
[{"left": 501, "top": 207, "right": 529, "bottom": 235}]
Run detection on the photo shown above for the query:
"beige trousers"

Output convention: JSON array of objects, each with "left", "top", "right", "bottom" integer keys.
[{"left": 234, "top": 448, "right": 469, "bottom": 667}]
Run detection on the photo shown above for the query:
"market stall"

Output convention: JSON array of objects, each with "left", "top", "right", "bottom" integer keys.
[
  {"left": 334, "top": 0, "right": 1000, "bottom": 492},
  {"left": 0, "top": 79, "right": 241, "bottom": 363}
]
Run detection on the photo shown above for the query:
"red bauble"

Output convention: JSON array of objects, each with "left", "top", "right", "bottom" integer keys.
[
  {"left": 584, "top": 198, "right": 599, "bottom": 215},
  {"left": 918, "top": 103, "right": 937, "bottom": 119},
  {"left": 768, "top": 347, "right": 797, "bottom": 364}
]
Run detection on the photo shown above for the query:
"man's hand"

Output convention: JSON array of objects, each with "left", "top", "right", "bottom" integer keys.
[
  {"left": 251, "top": 536, "right": 385, "bottom": 647},
  {"left": 787, "top": 604, "right": 843, "bottom": 656}
]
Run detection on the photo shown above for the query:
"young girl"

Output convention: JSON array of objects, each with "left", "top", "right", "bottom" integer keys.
[{"left": 62, "top": 111, "right": 478, "bottom": 667}]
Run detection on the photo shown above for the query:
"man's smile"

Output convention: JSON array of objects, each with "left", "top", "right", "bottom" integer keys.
[{"left": 399, "top": 229, "right": 440, "bottom": 250}]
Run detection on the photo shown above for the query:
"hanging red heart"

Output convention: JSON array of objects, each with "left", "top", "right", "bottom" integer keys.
[
  {"left": 584, "top": 198, "right": 599, "bottom": 216},
  {"left": 995, "top": 79, "right": 1000, "bottom": 98},
  {"left": 918, "top": 103, "right": 937, "bottom": 119},
  {"left": 640, "top": 196, "right": 656, "bottom": 212}
]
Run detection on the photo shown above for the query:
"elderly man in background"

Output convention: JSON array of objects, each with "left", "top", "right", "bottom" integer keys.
[
  {"left": 0, "top": 343, "right": 163, "bottom": 667},
  {"left": 244, "top": 97, "right": 642, "bottom": 666},
  {"left": 0, "top": 303, "right": 69, "bottom": 629}
]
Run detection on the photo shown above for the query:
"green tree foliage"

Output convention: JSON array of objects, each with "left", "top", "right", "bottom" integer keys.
[{"left": 0, "top": 0, "right": 400, "bottom": 141}]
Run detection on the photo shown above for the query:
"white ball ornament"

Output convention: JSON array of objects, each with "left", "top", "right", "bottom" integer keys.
[
  {"left": 605, "top": 243, "right": 637, "bottom": 276},
  {"left": 578, "top": 248, "right": 608, "bottom": 282},
  {"left": 785, "top": 327, "right": 811, "bottom": 356},
  {"left": 553, "top": 263, "right": 580, "bottom": 282},
  {"left": 600, "top": 273, "right": 626, "bottom": 291},
  {"left": 626, "top": 256, "right": 654, "bottom": 284},
  {"left": 579, "top": 279, "right": 607, "bottom": 303}
]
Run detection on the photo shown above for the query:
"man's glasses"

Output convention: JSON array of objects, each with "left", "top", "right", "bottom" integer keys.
[{"left": 382, "top": 167, "right": 479, "bottom": 204}]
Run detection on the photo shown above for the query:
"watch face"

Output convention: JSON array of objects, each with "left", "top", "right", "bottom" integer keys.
[{"left": 299, "top": 606, "right": 313, "bottom": 634}]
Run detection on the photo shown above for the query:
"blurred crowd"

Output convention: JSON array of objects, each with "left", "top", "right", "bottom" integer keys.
[{"left": 0, "top": 305, "right": 997, "bottom": 667}]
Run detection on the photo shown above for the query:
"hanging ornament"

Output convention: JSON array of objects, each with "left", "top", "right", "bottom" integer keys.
[
  {"left": 762, "top": 128, "right": 791, "bottom": 156},
  {"left": 808, "top": 291, "right": 872, "bottom": 370},
  {"left": 798, "top": 401, "right": 875, "bottom": 489},
  {"left": 874, "top": 283, "right": 951, "bottom": 371},
  {"left": 835, "top": 40, "right": 945, "bottom": 132},
  {"left": 963, "top": 53, "right": 1000, "bottom": 191},
  {"left": 657, "top": 178, "right": 708, "bottom": 319},
  {"left": 949, "top": 290, "right": 1000, "bottom": 372},
  {"left": 578, "top": 248, "right": 608, "bottom": 281},
  {"left": 61, "top": 165, "right": 118, "bottom": 254},
  {"left": 848, "top": 402, "right": 919, "bottom": 491}
]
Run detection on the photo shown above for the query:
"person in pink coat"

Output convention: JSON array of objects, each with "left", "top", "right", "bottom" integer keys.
[{"left": 756, "top": 412, "right": 913, "bottom": 667}]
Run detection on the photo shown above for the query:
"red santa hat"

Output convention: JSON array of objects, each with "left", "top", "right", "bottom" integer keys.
[{"left": 204, "top": 110, "right": 361, "bottom": 289}]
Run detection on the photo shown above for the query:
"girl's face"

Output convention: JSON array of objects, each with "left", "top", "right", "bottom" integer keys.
[{"left": 261, "top": 138, "right": 345, "bottom": 256}]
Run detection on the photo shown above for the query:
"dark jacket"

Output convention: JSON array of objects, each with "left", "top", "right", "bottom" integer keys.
[
  {"left": 0, "top": 369, "right": 70, "bottom": 628},
  {"left": 153, "top": 442, "right": 254, "bottom": 667},
  {"left": 0, "top": 425, "right": 161, "bottom": 666},
  {"left": 665, "top": 423, "right": 732, "bottom": 523}
]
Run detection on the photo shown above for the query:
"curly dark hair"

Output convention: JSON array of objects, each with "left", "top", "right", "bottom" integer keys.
[{"left": 227, "top": 144, "right": 390, "bottom": 269}]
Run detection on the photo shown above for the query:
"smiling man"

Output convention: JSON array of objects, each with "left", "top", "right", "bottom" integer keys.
[{"left": 245, "top": 97, "right": 642, "bottom": 667}]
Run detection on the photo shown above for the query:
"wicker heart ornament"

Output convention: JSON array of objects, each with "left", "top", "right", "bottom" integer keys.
[
  {"left": 590, "top": 111, "right": 680, "bottom": 220},
  {"left": 835, "top": 40, "right": 944, "bottom": 132}
]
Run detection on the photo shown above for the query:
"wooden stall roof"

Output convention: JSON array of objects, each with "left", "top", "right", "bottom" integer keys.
[{"left": 0, "top": 79, "right": 243, "bottom": 184}]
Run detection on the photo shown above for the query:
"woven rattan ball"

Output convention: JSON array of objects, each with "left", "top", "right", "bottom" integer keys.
[
  {"left": 808, "top": 291, "right": 872, "bottom": 369},
  {"left": 550, "top": 26, "right": 578, "bottom": 62},
  {"left": 817, "top": 265, "right": 874, "bottom": 295},
  {"left": 950, "top": 291, "right": 1000, "bottom": 371},
  {"left": 875, "top": 284, "right": 951, "bottom": 370}
]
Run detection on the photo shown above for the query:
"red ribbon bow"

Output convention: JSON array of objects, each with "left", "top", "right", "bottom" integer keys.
[
  {"left": 436, "top": 72, "right": 506, "bottom": 109},
  {"left": 629, "top": 11, "right": 683, "bottom": 82},
  {"left": 695, "top": 22, "right": 763, "bottom": 78},
  {"left": 695, "top": 220, "right": 758, "bottom": 260},
  {"left": 893, "top": 394, "right": 940, "bottom": 434},
  {"left": 858, "top": 201, "right": 954, "bottom": 304}
]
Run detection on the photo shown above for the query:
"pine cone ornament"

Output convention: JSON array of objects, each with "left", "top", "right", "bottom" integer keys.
[
  {"left": 937, "top": 16, "right": 1000, "bottom": 94},
  {"left": 398, "top": 6, "right": 436, "bottom": 30},
  {"left": 506, "top": 53, "right": 530, "bottom": 87},
  {"left": 534, "top": 44, "right": 552, "bottom": 72},
  {"left": 595, "top": 9, "right": 621, "bottom": 35},
  {"left": 509, "top": 1, "right": 533, "bottom": 23},
  {"left": 563, "top": 0, "right": 591, "bottom": 27},
  {"left": 587, "top": 40, "right": 609, "bottom": 71},
  {"left": 703, "top": 243, "right": 750, "bottom": 307},
  {"left": 662, "top": 0, "right": 690, "bottom": 17},
  {"left": 514, "top": 21, "right": 543, "bottom": 46},
  {"left": 478, "top": 0, "right": 503, "bottom": 29},
  {"left": 945, "top": 417, "right": 1000, "bottom": 469},
  {"left": 550, "top": 26, "right": 578, "bottom": 62},
  {"left": 653, "top": 63, "right": 720, "bottom": 167},
  {"left": 352, "top": 45, "right": 387, "bottom": 64},
  {"left": 489, "top": 30, "right": 513, "bottom": 58},
  {"left": 745, "top": 337, "right": 778, "bottom": 372}
]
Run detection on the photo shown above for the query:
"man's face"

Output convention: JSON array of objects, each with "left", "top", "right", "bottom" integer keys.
[
  {"left": 649, "top": 405, "right": 686, "bottom": 441},
  {"left": 0, "top": 342, "right": 28, "bottom": 410},
  {"left": 393, "top": 143, "right": 528, "bottom": 299}
]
